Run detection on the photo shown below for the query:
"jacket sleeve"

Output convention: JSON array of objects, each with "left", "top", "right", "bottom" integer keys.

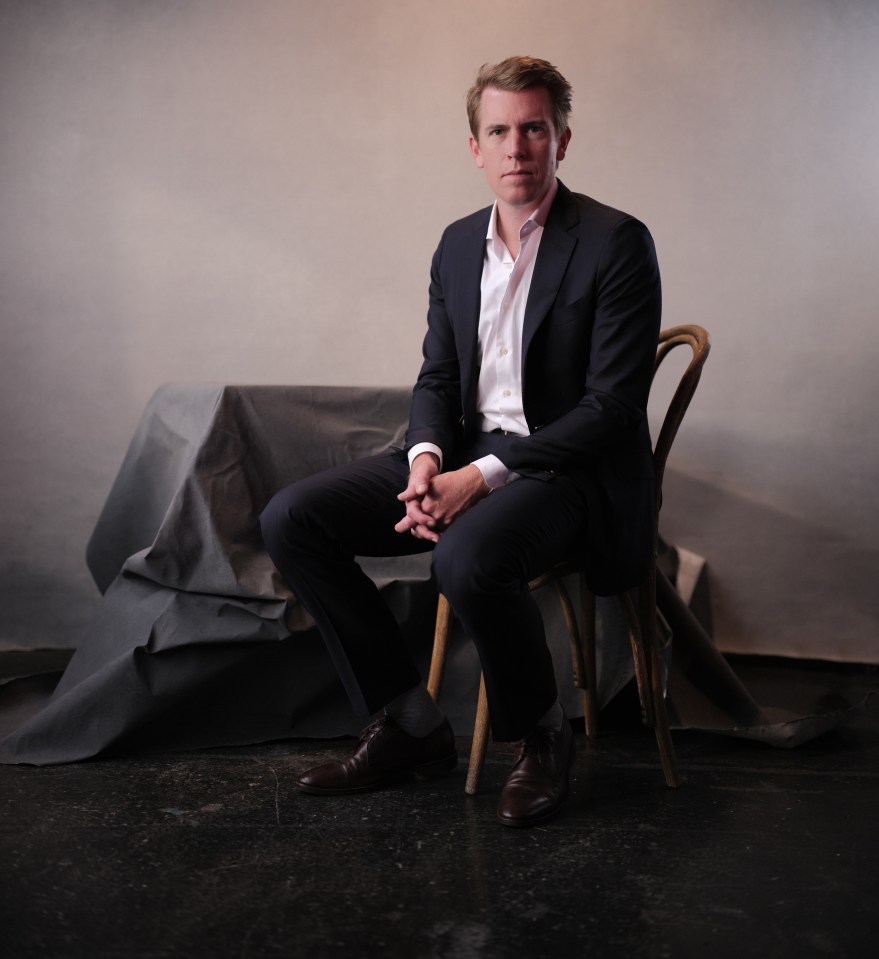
[{"left": 404, "top": 230, "right": 467, "bottom": 459}]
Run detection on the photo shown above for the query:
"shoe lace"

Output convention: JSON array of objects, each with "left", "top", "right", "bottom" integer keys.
[
  {"left": 514, "top": 728, "right": 543, "bottom": 759},
  {"left": 358, "top": 716, "right": 391, "bottom": 745}
]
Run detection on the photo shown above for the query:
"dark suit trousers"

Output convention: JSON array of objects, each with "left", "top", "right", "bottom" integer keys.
[{"left": 259, "top": 437, "right": 592, "bottom": 741}]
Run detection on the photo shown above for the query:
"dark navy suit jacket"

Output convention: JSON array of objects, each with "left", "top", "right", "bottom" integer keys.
[{"left": 405, "top": 180, "right": 662, "bottom": 595}]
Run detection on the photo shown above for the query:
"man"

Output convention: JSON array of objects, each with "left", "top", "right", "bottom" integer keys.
[{"left": 260, "top": 56, "right": 661, "bottom": 828}]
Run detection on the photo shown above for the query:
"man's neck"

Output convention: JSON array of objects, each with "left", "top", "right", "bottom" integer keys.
[
  {"left": 493, "top": 181, "right": 558, "bottom": 260},
  {"left": 495, "top": 206, "right": 530, "bottom": 260}
]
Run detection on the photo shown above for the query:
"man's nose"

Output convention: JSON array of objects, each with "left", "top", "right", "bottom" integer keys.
[{"left": 507, "top": 130, "right": 526, "bottom": 158}]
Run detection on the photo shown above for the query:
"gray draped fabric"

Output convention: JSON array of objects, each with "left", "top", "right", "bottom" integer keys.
[{"left": 0, "top": 386, "right": 867, "bottom": 765}]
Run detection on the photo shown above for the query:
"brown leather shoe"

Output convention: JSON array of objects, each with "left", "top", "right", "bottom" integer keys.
[
  {"left": 297, "top": 716, "right": 457, "bottom": 795},
  {"left": 496, "top": 714, "right": 574, "bottom": 828}
]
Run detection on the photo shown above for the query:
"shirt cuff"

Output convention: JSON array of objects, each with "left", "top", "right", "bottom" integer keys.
[
  {"left": 471, "top": 454, "right": 520, "bottom": 490},
  {"left": 408, "top": 442, "right": 443, "bottom": 471}
]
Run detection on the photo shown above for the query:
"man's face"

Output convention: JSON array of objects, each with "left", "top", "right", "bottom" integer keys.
[{"left": 469, "top": 86, "right": 571, "bottom": 211}]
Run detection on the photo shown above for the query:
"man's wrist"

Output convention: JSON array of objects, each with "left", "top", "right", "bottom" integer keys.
[
  {"left": 412, "top": 450, "right": 440, "bottom": 471},
  {"left": 408, "top": 442, "right": 443, "bottom": 471},
  {"left": 470, "top": 454, "right": 519, "bottom": 490}
]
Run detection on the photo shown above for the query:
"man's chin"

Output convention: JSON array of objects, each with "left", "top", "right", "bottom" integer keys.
[{"left": 499, "top": 182, "right": 545, "bottom": 207}]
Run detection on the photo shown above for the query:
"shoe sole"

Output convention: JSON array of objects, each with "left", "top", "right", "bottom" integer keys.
[
  {"left": 296, "top": 752, "right": 458, "bottom": 796},
  {"left": 496, "top": 795, "right": 567, "bottom": 828}
]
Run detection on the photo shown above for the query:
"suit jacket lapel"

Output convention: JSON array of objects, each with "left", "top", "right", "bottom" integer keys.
[
  {"left": 453, "top": 209, "right": 490, "bottom": 416},
  {"left": 455, "top": 211, "right": 488, "bottom": 335},
  {"left": 522, "top": 182, "right": 579, "bottom": 359}
]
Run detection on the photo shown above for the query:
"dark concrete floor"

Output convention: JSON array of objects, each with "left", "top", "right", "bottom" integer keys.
[{"left": 2, "top": 661, "right": 878, "bottom": 959}]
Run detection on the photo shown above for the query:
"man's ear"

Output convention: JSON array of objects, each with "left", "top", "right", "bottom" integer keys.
[
  {"left": 556, "top": 128, "right": 572, "bottom": 163},
  {"left": 469, "top": 136, "right": 485, "bottom": 169}
]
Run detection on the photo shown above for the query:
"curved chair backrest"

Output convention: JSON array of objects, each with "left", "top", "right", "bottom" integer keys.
[{"left": 651, "top": 325, "right": 711, "bottom": 498}]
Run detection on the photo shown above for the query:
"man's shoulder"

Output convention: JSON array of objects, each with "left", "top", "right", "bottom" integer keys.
[
  {"left": 552, "top": 182, "right": 648, "bottom": 234},
  {"left": 434, "top": 182, "right": 650, "bottom": 248}
]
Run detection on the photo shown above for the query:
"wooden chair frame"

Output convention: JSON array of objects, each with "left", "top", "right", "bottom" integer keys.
[{"left": 426, "top": 324, "right": 711, "bottom": 794}]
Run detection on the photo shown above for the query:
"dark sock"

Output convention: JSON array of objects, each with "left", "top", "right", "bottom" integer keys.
[
  {"left": 537, "top": 700, "right": 564, "bottom": 731},
  {"left": 384, "top": 683, "right": 446, "bottom": 738}
]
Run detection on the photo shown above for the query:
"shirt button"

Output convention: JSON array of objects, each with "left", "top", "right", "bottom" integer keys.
[
  {"left": 500, "top": 347, "right": 509, "bottom": 356},
  {"left": 503, "top": 390, "right": 511, "bottom": 397}
]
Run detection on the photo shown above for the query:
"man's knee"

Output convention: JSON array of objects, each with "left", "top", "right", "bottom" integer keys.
[
  {"left": 431, "top": 531, "right": 494, "bottom": 606},
  {"left": 433, "top": 515, "right": 534, "bottom": 610},
  {"left": 430, "top": 536, "right": 457, "bottom": 599},
  {"left": 259, "top": 488, "right": 289, "bottom": 559},
  {"left": 259, "top": 481, "right": 316, "bottom": 559}
]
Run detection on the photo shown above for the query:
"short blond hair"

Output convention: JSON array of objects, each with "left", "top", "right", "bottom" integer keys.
[{"left": 466, "top": 56, "right": 573, "bottom": 139}]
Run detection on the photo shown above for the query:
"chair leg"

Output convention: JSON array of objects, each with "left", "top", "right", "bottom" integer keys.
[
  {"left": 428, "top": 595, "right": 491, "bottom": 795},
  {"left": 427, "top": 594, "right": 452, "bottom": 702},
  {"left": 555, "top": 577, "right": 582, "bottom": 688},
  {"left": 554, "top": 576, "right": 591, "bottom": 738},
  {"left": 578, "top": 577, "right": 599, "bottom": 739},
  {"left": 638, "top": 576, "right": 681, "bottom": 788},
  {"left": 622, "top": 591, "right": 653, "bottom": 725},
  {"left": 552, "top": 573, "right": 599, "bottom": 738},
  {"left": 465, "top": 674, "right": 490, "bottom": 796},
  {"left": 650, "top": 677, "right": 681, "bottom": 787}
]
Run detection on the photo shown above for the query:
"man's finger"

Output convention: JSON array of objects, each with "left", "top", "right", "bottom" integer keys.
[{"left": 410, "top": 523, "right": 441, "bottom": 543}]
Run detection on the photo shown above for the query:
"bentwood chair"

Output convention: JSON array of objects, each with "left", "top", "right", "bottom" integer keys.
[{"left": 426, "top": 324, "right": 711, "bottom": 795}]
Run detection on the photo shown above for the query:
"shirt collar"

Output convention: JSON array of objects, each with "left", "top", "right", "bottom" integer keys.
[{"left": 485, "top": 177, "right": 559, "bottom": 256}]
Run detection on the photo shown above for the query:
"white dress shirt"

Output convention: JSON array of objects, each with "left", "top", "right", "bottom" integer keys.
[{"left": 410, "top": 180, "right": 558, "bottom": 489}]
